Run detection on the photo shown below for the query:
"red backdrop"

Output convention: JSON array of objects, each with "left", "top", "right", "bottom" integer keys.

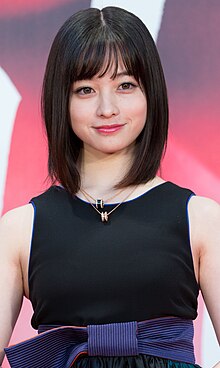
[{"left": 0, "top": 1, "right": 219, "bottom": 366}]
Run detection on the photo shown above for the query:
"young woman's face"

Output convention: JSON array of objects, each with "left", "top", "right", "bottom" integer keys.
[{"left": 69, "top": 62, "right": 147, "bottom": 155}]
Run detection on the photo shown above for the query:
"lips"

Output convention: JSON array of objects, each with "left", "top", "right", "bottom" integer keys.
[{"left": 94, "top": 124, "right": 125, "bottom": 134}]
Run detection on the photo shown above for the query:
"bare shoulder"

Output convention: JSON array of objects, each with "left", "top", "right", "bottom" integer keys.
[
  {"left": 189, "top": 194, "right": 220, "bottom": 212},
  {"left": 0, "top": 204, "right": 34, "bottom": 257},
  {"left": 188, "top": 195, "right": 220, "bottom": 222},
  {"left": 188, "top": 195, "right": 220, "bottom": 252},
  {"left": 0, "top": 203, "right": 34, "bottom": 231}
]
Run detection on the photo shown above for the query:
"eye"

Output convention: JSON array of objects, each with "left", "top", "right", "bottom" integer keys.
[
  {"left": 118, "top": 82, "right": 137, "bottom": 90},
  {"left": 74, "top": 86, "right": 94, "bottom": 95}
]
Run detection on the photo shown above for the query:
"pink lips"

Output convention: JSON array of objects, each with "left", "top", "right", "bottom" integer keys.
[{"left": 95, "top": 124, "right": 125, "bottom": 134}]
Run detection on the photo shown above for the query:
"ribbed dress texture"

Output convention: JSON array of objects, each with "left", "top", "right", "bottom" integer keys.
[{"left": 28, "top": 182, "right": 200, "bottom": 368}]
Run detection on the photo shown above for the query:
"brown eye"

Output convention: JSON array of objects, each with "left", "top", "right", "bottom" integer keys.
[
  {"left": 74, "top": 86, "right": 95, "bottom": 95},
  {"left": 80, "top": 87, "right": 93, "bottom": 94},
  {"left": 119, "top": 82, "right": 136, "bottom": 90}
]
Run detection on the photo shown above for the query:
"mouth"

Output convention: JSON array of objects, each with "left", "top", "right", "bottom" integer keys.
[{"left": 94, "top": 124, "right": 125, "bottom": 134}]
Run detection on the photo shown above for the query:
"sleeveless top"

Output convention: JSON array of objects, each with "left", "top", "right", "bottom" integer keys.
[{"left": 28, "top": 181, "right": 199, "bottom": 330}]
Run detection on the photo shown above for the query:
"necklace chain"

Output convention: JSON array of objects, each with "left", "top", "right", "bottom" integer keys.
[
  {"left": 79, "top": 186, "right": 138, "bottom": 222},
  {"left": 80, "top": 187, "right": 126, "bottom": 208}
]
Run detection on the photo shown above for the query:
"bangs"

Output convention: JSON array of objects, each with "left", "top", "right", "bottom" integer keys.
[{"left": 69, "top": 34, "right": 143, "bottom": 82}]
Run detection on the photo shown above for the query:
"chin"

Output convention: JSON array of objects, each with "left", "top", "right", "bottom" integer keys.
[
  {"left": 97, "top": 145, "right": 128, "bottom": 155},
  {"left": 83, "top": 140, "right": 134, "bottom": 155}
]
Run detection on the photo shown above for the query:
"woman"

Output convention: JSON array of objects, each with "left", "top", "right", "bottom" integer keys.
[{"left": 0, "top": 6, "right": 219, "bottom": 368}]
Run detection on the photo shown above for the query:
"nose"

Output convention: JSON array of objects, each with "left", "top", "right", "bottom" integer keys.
[{"left": 96, "top": 93, "right": 120, "bottom": 118}]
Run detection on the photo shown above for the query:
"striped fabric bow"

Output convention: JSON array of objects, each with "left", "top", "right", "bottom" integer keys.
[{"left": 5, "top": 317, "right": 195, "bottom": 368}]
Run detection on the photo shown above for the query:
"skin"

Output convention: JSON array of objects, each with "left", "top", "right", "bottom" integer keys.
[
  {"left": 0, "top": 63, "right": 219, "bottom": 366},
  {"left": 69, "top": 68, "right": 147, "bottom": 155},
  {"left": 69, "top": 65, "right": 147, "bottom": 195}
]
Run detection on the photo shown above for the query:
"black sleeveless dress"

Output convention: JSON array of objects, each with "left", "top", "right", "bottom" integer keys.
[{"left": 28, "top": 182, "right": 200, "bottom": 368}]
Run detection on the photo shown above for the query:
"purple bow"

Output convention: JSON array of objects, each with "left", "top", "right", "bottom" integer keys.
[{"left": 5, "top": 317, "right": 195, "bottom": 367}]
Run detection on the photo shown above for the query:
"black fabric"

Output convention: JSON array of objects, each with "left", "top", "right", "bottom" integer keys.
[
  {"left": 28, "top": 182, "right": 199, "bottom": 330},
  {"left": 74, "top": 354, "right": 201, "bottom": 368}
]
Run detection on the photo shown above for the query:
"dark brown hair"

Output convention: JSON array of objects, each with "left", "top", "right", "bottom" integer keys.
[{"left": 42, "top": 6, "right": 169, "bottom": 194}]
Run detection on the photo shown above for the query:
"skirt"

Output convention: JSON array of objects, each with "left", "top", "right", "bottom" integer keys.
[{"left": 74, "top": 354, "right": 202, "bottom": 368}]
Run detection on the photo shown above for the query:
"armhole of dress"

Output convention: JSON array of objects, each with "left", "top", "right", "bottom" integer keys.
[
  {"left": 28, "top": 200, "right": 36, "bottom": 297},
  {"left": 186, "top": 193, "right": 199, "bottom": 290}
]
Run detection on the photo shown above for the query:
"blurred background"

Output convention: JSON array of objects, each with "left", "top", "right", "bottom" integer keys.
[{"left": 0, "top": 0, "right": 219, "bottom": 366}]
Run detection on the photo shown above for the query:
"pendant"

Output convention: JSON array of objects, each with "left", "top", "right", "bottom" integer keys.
[
  {"left": 101, "top": 211, "right": 108, "bottom": 222},
  {"left": 96, "top": 199, "right": 104, "bottom": 209}
]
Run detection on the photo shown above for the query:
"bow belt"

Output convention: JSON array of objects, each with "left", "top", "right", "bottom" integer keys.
[{"left": 5, "top": 317, "right": 195, "bottom": 368}]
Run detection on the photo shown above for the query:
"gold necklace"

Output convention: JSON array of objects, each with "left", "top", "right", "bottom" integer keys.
[
  {"left": 80, "top": 187, "right": 126, "bottom": 209},
  {"left": 79, "top": 186, "right": 138, "bottom": 222}
]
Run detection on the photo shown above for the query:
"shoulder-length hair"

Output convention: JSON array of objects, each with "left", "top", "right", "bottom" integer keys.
[{"left": 42, "top": 6, "right": 168, "bottom": 195}]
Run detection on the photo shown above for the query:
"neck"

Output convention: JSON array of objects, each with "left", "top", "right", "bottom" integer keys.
[{"left": 78, "top": 145, "right": 133, "bottom": 196}]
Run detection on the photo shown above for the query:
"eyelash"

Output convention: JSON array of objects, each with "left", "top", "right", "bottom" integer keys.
[
  {"left": 73, "top": 82, "right": 137, "bottom": 95},
  {"left": 119, "top": 82, "right": 137, "bottom": 91}
]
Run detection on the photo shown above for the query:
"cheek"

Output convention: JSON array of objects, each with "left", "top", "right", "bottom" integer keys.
[
  {"left": 129, "top": 97, "right": 147, "bottom": 124},
  {"left": 69, "top": 98, "right": 96, "bottom": 128}
]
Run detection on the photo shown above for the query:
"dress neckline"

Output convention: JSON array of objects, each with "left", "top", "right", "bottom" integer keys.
[{"left": 73, "top": 181, "right": 171, "bottom": 206}]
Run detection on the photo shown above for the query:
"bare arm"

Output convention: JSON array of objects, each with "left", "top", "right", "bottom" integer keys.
[
  {"left": 189, "top": 196, "right": 220, "bottom": 365},
  {"left": 213, "top": 363, "right": 220, "bottom": 368},
  {"left": 0, "top": 205, "right": 33, "bottom": 365}
]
